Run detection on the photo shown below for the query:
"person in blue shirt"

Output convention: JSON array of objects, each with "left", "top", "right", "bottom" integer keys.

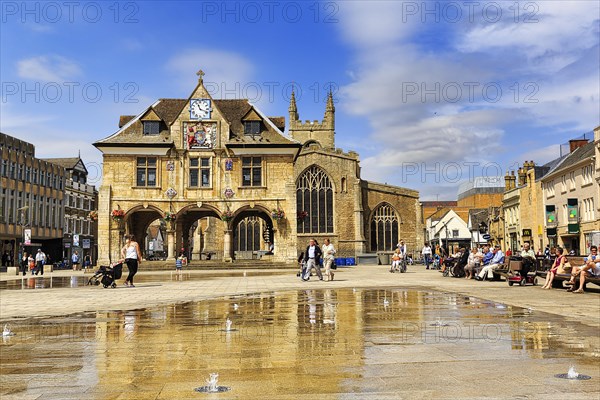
[
  {"left": 476, "top": 245, "right": 505, "bottom": 281},
  {"left": 481, "top": 244, "right": 494, "bottom": 265}
]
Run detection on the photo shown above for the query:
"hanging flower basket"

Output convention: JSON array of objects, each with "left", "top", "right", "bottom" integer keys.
[
  {"left": 297, "top": 210, "right": 308, "bottom": 221},
  {"left": 271, "top": 208, "right": 285, "bottom": 221},
  {"left": 111, "top": 209, "right": 125, "bottom": 222},
  {"left": 88, "top": 210, "right": 98, "bottom": 221},
  {"left": 221, "top": 210, "right": 234, "bottom": 222},
  {"left": 163, "top": 211, "right": 176, "bottom": 222}
]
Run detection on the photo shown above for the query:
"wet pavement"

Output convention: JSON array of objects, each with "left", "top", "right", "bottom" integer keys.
[
  {"left": 1, "top": 266, "right": 599, "bottom": 399},
  {"left": 0, "top": 271, "right": 291, "bottom": 291},
  {"left": 1, "top": 288, "right": 599, "bottom": 399}
]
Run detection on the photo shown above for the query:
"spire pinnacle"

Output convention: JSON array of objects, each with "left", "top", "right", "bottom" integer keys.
[{"left": 326, "top": 88, "right": 335, "bottom": 113}]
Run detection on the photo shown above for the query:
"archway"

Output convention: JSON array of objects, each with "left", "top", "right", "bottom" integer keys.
[
  {"left": 176, "top": 205, "right": 222, "bottom": 260},
  {"left": 123, "top": 206, "right": 163, "bottom": 258},
  {"left": 231, "top": 207, "right": 273, "bottom": 260},
  {"left": 369, "top": 203, "right": 400, "bottom": 252}
]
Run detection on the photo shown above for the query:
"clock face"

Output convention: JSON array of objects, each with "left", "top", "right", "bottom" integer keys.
[{"left": 190, "top": 99, "right": 211, "bottom": 120}]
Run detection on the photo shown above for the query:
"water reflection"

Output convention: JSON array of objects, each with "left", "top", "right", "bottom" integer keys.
[{"left": 0, "top": 288, "right": 597, "bottom": 399}]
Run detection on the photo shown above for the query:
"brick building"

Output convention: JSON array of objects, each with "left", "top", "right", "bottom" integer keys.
[{"left": 94, "top": 70, "right": 421, "bottom": 265}]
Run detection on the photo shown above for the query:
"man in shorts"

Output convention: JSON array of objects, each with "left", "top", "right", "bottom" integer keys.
[{"left": 570, "top": 245, "right": 600, "bottom": 293}]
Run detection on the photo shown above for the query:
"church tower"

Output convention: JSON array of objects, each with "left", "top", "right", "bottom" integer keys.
[{"left": 288, "top": 88, "right": 335, "bottom": 150}]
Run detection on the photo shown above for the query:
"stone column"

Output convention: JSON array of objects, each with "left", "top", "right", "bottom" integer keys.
[
  {"left": 223, "top": 229, "right": 232, "bottom": 262},
  {"left": 353, "top": 179, "right": 366, "bottom": 255},
  {"left": 192, "top": 226, "right": 202, "bottom": 260},
  {"left": 167, "top": 230, "right": 175, "bottom": 260}
]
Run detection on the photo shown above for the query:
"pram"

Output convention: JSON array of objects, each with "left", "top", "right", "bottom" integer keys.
[{"left": 87, "top": 262, "right": 124, "bottom": 288}]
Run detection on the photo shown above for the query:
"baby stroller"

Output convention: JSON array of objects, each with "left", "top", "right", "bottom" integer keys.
[{"left": 87, "top": 262, "right": 123, "bottom": 288}]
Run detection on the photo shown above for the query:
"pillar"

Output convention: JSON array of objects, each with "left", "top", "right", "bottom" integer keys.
[
  {"left": 167, "top": 230, "right": 175, "bottom": 260},
  {"left": 223, "top": 229, "right": 232, "bottom": 262}
]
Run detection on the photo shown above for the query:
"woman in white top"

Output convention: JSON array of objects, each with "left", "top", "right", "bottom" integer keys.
[
  {"left": 322, "top": 238, "right": 336, "bottom": 281},
  {"left": 121, "top": 234, "right": 142, "bottom": 287}
]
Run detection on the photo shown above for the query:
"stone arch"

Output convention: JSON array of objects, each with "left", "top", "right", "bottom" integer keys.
[
  {"left": 121, "top": 204, "right": 164, "bottom": 258},
  {"left": 175, "top": 203, "right": 223, "bottom": 259},
  {"left": 369, "top": 202, "right": 400, "bottom": 252},
  {"left": 296, "top": 165, "right": 335, "bottom": 234},
  {"left": 230, "top": 204, "right": 274, "bottom": 258}
]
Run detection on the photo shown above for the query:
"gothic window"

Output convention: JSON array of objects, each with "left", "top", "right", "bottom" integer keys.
[
  {"left": 296, "top": 166, "right": 334, "bottom": 234},
  {"left": 234, "top": 216, "right": 262, "bottom": 252},
  {"left": 370, "top": 203, "right": 399, "bottom": 251}
]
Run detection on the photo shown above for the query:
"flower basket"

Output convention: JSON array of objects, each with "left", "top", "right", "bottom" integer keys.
[
  {"left": 221, "top": 210, "right": 234, "bottom": 223},
  {"left": 163, "top": 211, "right": 176, "bottom": 222},
  {"left": 88, "top": 210, "right": 98, "bottom": 221},
  {"left": 271, "top": 208, "right": 285, "bottom": 221},
  {"left": 111, "top": 209, "right": 125, "bottom": 222},
  {"left": 297, "top": 210, "right": 308, "bottom": 221}
]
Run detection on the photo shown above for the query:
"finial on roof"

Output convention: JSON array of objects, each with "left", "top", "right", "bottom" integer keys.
[
  {"left": 196, "top": 69, "right": 205, "bottom": 82},
  {"left": 78, "top": 149, "right": 81, "bottom": 158}
]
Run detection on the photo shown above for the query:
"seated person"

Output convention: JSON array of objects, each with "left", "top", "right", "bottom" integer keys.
[
  {"left": 465, "top": 247, "right": 484, "bottom": 279},
  {"left": 567, "top": 245, "right": 599, "bottom": 293},
  {"left": 519, "top": 242, "right": 536, "bottom": 278},
  {"left": 390, "top": 248, "right": 403, "bottom": 272},
  {"left": 476, "top": 245, "right": 505, "bottom": 281},
  {"left": 541, "top": 247, "right": 567, "bottom": 289}
]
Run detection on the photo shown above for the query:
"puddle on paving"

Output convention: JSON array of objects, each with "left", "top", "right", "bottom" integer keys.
[
  {"left": 0, "top": 270, "right": 291, "bottom": 290},
  {"left": 0, "top": 288, "right": 598, "bottom": 399}
]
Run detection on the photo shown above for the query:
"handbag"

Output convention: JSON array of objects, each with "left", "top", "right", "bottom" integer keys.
[{"left": 558, "top": 262, "right": 572, "bottom": 274}]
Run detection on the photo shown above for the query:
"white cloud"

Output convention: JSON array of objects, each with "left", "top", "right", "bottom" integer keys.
[
  {"left": 17, "top": 55, "right": 82, "bottom": 82},
  {"left": 335, "top": 1, "right": 599, "bottom": 193},
  {"left": 165, "top": 49, "right": 254, "bottom": 94}
]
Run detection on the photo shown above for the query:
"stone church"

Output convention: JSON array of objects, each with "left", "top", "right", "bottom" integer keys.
[{"left": 94, "top": 70, "right": 421, "bottom": 265}]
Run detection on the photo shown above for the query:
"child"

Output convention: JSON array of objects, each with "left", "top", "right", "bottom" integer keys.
[
  {"left": 297, "top": 252, "right": 305, "bottom": 279},
  {"left": 390, "top": 249, "right": 402, "bottom": 273},
  {"left": 176, "top": 253, "right": 186, "bottom": 275}
]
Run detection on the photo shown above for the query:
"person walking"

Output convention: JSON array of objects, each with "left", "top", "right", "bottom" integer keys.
[
  {"left": 421, "top": 243, "right": 432, "bottom": 269},
  {"left": 83, "top": 254, "right": 92, "bottom": 271},
  {"left": 322, "top": 238, "right": 336, "bottom": 281},
  {"left": 71, "top": 251, "right": 80, "bottom": 271},
  {"left": 303, "top": 239, "right": 323, "bottom": 281},
  {"left": 121, "top": 235, "right": 142, "bottom": 287},
  {"left": 20, "top": 252, "right": 28, "bottom": 276},
  {"left": 34, "top": 249, "right": 46, "bottom": 276}
]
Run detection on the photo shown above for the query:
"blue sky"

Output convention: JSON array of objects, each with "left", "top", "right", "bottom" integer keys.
[{"left": 1, "top": 1, "right": 599, "bottom": 199}]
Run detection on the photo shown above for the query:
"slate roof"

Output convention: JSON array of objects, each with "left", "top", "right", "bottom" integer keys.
[
  {"left": 550, "top": 142, "right": 594, "bottom": 173},
  {"left": 468, "top": 208, "right": 489, "bottom": 228},
  {"left": 119, "top": 115, "right": 136, "bottom": 128}
]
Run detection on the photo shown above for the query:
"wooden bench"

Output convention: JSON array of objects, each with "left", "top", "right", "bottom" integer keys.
[{"left": 536, "top": 256, "right": 600, "bottom": 289}]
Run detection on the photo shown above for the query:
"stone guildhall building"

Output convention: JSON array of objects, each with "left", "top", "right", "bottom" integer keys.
[{"left": 94, "top": 70, "right": 421, "bottom": 265}]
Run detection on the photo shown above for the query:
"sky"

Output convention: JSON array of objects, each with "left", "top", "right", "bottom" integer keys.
[{"left": 1, "top": 0, "right": 599, "bottom": 200}]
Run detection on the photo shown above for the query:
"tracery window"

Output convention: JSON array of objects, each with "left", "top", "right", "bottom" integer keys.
[
  {"left": 296, "top": 166, "right": 333, "bottom": 234},
  {"left": 370, "top": 203, "right": 399, "bottom": 251},
  {"left": 234, "top": 216, "right": 262, "bottom": 251}
]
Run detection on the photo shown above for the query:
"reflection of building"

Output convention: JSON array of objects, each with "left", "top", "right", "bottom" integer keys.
[
  {"left": 94, "top": 70, "right": 421, "bottom": 264},
  {"left": 0, "top": 132, "right": 66, "bottom": 264},
  {"left": 43, "top": 156, "right": 98, "bottom": 265}
]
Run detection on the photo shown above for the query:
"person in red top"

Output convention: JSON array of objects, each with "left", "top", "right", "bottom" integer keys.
[{"left": 505, "top": 248, "right": 512, "bottom": 257}]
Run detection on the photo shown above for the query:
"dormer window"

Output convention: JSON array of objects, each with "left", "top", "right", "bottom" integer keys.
[
  {"left": 143, "top": 121, "right": 160, "bottom": 135},
  {"left": 244, "top": 121, "right": 261, "bottom": 135}
]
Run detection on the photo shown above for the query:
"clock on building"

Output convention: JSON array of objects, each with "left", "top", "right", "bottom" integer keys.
[{"left": 190, "top": 98, "right": 211, "bottom": 119}]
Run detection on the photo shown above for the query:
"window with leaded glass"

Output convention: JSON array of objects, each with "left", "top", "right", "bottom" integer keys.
[
  {"left": 242, "top": 157, "right": 262, "bottom": 186},
  {"left": 143, "top": 121, "right": 160, "bottom": 135},
  {"left": 370, "top": 203, "right": 399, "bottom": 251},
  {"left": 136, "top": 157, "right": 157, "bottom": 187},
  {"left": 244, "top": 121, "right": 260, "bottom": 135},
  {"left": 296, "top": 166, "right": 334, "bottom": 234},
  {"left": 189, "top": 157, "right": 211, "bottom": 187},
  {"left": 234, "top": 216, "right": 262, "bottom": 251}
]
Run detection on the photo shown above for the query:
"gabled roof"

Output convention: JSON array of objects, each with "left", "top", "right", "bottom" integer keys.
[
  {"left": 541, "top": 142, "right": 594, "bottom": 181},
  {"left": 96, "top": 98, "right": 298, "bottom": 148},
  {"left": 468, "top": 208, "right": 488, "bottom": 229}
]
